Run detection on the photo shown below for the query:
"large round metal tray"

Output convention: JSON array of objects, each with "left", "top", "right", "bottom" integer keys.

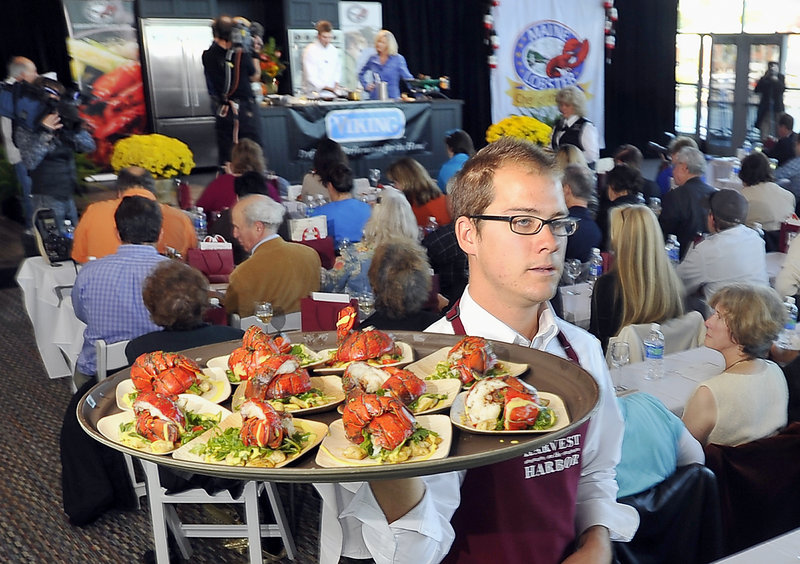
[{"left": 78, "top": 331, "right": 600, "bottom": 482}]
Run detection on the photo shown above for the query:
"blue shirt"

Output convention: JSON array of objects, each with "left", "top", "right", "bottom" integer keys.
[
  {"left": 615, "top": 393, "right": 686, "bottom": 498},
  {"left": 73, "top": 245, "right": 168, "bottom": 375},
  {"left": 437, "top": 153, "right": 469, "bottom": 192},
  {"left": 359, "top": 54, "right": 413, "bottom": 99},
  {"left": 310, "top": 198, "right": 373, "bottom": 248}
]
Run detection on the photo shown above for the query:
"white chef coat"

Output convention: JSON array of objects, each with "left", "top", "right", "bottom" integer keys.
[{"left": 302, "top": 40, "right": 342, "bottom": 94}]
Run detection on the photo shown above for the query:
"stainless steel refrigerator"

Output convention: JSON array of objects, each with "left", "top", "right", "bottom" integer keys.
[{"left": 140, "top": 18, "right": 218, "bottom": 168}]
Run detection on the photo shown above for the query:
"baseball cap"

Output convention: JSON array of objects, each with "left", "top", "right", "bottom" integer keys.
[{"left": 705, "top": 189, "right": 748, "bottom": 224}]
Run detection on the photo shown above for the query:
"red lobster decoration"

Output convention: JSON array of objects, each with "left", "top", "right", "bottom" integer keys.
[{"left": 546, "top": 38, "right": 589, "bottom": 78}]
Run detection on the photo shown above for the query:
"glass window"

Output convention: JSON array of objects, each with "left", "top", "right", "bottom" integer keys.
[
  {"left": 743, "top": 0, "right": 800, "bottom": 34},
  {"left": 678, "top": 0, "right": 743, "bottom": 34},
  {"left": 786, "top": 35, "right": 800, "bottom": 89},
  {"left": 676, "top": 34, "right": 702, "bottom": 84},
  {"left": 676, "top": 84, "right": 700, "bottom": 134}
]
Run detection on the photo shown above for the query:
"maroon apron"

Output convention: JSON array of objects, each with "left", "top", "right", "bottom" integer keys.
[{"left": 443, "top": 301, "right": 589, "bottom": 563}]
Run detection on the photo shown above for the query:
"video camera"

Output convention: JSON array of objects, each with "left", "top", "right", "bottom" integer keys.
[
  {"left": 230, "top": 17, "right": 253, "bottom": 53},
  {"left": 0, "top": 77, "right": 83, "bottom": 132}
]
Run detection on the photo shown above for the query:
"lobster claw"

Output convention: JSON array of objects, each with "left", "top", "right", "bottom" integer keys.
[{"left": 336, "top": 306, "right": 358, "bottom": 343}]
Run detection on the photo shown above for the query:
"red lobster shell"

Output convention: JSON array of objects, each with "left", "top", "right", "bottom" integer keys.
[
  {"left": 133, "top": 392, "right": 186, "bottom": 444},
  {"left": 381, "top": 367, "right": 426, "bottom": 405},
  {"left": 130, "top": 352, "right": 203, "bottom": 395},
  {"left": 228, "top": 326, "right": 292, "bottom": 382},
  {"left": 341, "top": 394, "right": 416, "bottom": 451},
  {"left": 342, "top": 362, "right": 389, "bottom": 400},
  {"left": 335, "top": 329, "right": 398, "bottom": 363},
  {"left": 244, "top": 355, "right": 312, "bottom": 400},
  {"left": 465, "top": 376, "right": 541, "bottom": 430},
  {"left": 447, "top": 336, "right": 500, "bottom": 385},
  {"left": 239, "top": 398, "right": 290, "bottom": 449}
]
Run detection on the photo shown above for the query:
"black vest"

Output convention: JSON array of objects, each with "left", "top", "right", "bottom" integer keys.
[
  {"left": 552, "top": 117, "right": 589, "bottom": 152},
  {"left": 29, "top": 137, "right": 77, "bottom": 200}
]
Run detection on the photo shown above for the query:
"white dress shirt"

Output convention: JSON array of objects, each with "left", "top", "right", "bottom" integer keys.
[
  {"left": 677, "top": 224, "right": 769, "bottom": 300},
  {"left": 552, "top": 114, "right": 600, "bottom": 164},
  {"left": 302, "top": 40, "right": 342, "bottom": 93},
  {"left": 776, "top": 233, "right": 800, "bottom": 298},
  {"left": 315, "top": 287, "right": 639, "bottom": 563}
]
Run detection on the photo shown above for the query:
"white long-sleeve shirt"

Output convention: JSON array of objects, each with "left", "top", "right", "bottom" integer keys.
[
  {"left": 315, "top": 287, "right": 639, "bottom": 563},
  {"left": 302, "top": 40, "right": 342, "bottom": 94}
]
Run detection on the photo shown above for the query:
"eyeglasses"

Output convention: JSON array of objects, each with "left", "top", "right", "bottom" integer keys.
[{"left": 468, "top": 214, "right": 579, "bottom": 236}]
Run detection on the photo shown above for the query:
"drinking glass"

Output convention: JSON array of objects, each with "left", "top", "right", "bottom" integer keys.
[
  {"left": 357, "top": 291, "right": 375, "bottom": 318},
  {"left": 564, "top": 259, "right": 582, "bottom": 295},
  {"left": 253, "top": 301, "right": 273, "bottom": 328},
  {"left": 609, "top": 341, "right": 631, "bottom": 386},
  {"left": 368, "top": 168, "right": 381, "bottom": 187}
]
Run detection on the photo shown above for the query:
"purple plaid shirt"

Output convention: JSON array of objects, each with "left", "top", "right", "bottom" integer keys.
[{"left": 73, "top": 245, "right": 168, "bottom": 375}]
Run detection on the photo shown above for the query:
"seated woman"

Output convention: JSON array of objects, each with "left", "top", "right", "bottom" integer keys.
[
  {"left": 590, "top": 205, "right": 685, "bottom": 352},
  {"left": 437, "top": 129, "right": 475, "bottom": 192},
  {"left": 196, "top": 139, "right": 281, "bottom": 216},
  {"left": 387, "top": 157, "right": 451, "bottom": 228},
  {"left": 309, "top": 162, "right": 372, "bottom": 249},
  {"left": 739, "top": 151, "right": 796, "bottom": 232},
  {"left": 554, "top": 143, "right": 589, "bottom": 172},
  {"left": 597, "top": 164, "right": 645, "bottom": 250},
  {"left": 613, "top": 144, "right": 660, "bottom": 200},
  {"left": 362, "top": 238, "right": 443, "bottom": 331},
  {"left": 616, "top": 392, "right": 704, "bottom": 498},
  {"left": 301, "top": 137, "right": 349, "bottom": 201},
  {"left": 322, "top": 186, "right": 419, "bottom": 296},
  {"left": 683, "top": 283, "right": 789, "bottom": 446},
  {"left": 125, "top": 260, "right": 244, "bottom": 363}
]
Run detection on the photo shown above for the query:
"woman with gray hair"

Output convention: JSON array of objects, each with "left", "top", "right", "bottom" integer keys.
[
  {"left": 321, "top": 186, "right": 418, "bottom": 295},
  {"left": 551, "top": 85, "right": 599, "bottom": 165},
  {"left": 358, "top": 29, "right": 413, "bottom": 99}
]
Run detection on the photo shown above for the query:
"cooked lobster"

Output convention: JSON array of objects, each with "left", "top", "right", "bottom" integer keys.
[
  {"left": 381, "top": 367, "right": 427, "bottom": 405},
  {"left": 447, "top": 336, "right": 500, "bottom": 385},
  {"left": 239, "top": 398, "right": 293, "bottom": 449},
  {"left": 464, "top": 376, "right": 543, "bottom": 430},
  {"left": 228, "top": 326, "right": 292, "bottom": 382},
  {"left": 132, "top": 392, "right": 186, "bottom": 444},
  {"left": 130, "top": 351, "right": 204, "bottom": 396},
  {"left": 341, "top": 362, "right": 389, "bottom": 399},
  {"left": 341, "top": 394, "right": 416, "bottom": 451},
  {"left": 243, "top": 355, "right": 312, "bottom": 400},
  {"left": 335, "top": 329, "right": 399, "bottom": 363}
]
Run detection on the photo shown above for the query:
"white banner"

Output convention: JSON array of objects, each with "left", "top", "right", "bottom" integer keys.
[{"left": 490, "top": 0, "right": 605, "bottom": 147}]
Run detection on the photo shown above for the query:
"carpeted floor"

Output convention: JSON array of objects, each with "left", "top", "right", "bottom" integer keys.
[{"left": 0, "top": 286, "right": 322, "bottom": 563}]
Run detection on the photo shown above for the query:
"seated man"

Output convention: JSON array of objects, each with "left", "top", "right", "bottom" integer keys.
[
  {"left": 72, "top": 196, "right": 169, "bottom": 389},
  {"left": 677, "top": 189, "right": 769, "bottom": 310},
  {"left": 71, "top": 167, "right": 197, "bottom": 263},
  {"left": 225, "top": 194, "right": 321, "bottom": 316},
  {"left": 659, "top": 147, "right": 717, "bottom": 260},
  {"left": 765, "top": 112, "right": 797, "bottom": 167},
  {"left": 562, "top": 163, "right": 601, "bottom": 262}
]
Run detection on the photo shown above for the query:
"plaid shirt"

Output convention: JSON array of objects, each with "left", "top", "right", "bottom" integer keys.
[
  {"left": 775, "top": 156, "right": 800, "bottom": 203},
  {"left": 421, "top": 223, "right": 469, "bottom": 301},
  {"left": 73, "top": 245, "right": 168, "bottom": 375}
]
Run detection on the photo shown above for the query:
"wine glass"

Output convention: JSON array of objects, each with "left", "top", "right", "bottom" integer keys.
[
  {"left": 647, "top": 197, "right": 662, "bottom": 216},
  {"left": 253, "top": 301, "right": 273, "bottom": 330},
  {"left": 368, "top": 168, "right": 381, "bottom": 187},
  {"left": 609, "top": 341, "right": 631, "bottom": 388},
  {"left": 564, "top": 259, "right": 582, "bottom": 295}
]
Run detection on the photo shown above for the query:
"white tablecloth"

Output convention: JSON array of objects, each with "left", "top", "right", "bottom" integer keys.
[
  {"left": 715, "top": 526, "right": 800, "bottom": 563},
  {"left": 766, "top": 251, "right": 786, "bottom": 287},
  {"left": 15, "top": 257, "right": 86, "bottom": 379},
  {"left": 559, "top": 282, "right": 592, "bottom": 329},
  {"left": 612, "top": 346, "right": 725, "bottom": 416}
]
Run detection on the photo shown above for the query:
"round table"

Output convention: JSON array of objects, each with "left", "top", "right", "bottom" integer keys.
[{"left": 78, "top": 331, "right": 600, "bottom": 482}]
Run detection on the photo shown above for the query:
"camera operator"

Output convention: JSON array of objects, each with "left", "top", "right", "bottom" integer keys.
[
  {"left": 1, "top": 56, "right": 37, "bottom": 228},
  {"left": 202, "top": 15, "right": 264, "bottom": 167},
  {"left": 14, "top": 75, "right": 96, "bottom": 234}
]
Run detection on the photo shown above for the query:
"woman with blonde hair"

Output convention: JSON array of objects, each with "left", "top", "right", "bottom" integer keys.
[
  {"left": 554, "top": 144, "right": 589, "bottom": 171},
  {"left": 590, "top": 204, "right": 685, "bottom": 352},
  {"left": 387, "top": 157, "right": 451, "bottom": 227},
  {"left": 321, "top": 186, "right": 418, "bottom": 295},
  {"left": 683, "top": 283, "right": 788, "bottom": 446},
  {"left": 551, "top": 86, "right": 599, "bottom": 164},
  {"left": 358, "top": 29, "right": 413, "bottom": 100}
]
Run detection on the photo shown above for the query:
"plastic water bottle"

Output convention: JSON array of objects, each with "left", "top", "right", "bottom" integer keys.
[
  {"left": 644, "top": 323, "right": 665, "bottom": 380},
  {"left": 588, "top": 248, "right": 603, "bottom": 286},
  {"left": 194, "top": 206, "right": 207, "bottom": 239},
  {"left": 63, "top": 219, "right": 75, "bottom": 239},
  {"left": 665, "top": 234, "right": 680, "bottom": 265},
  {"left": 424, "top": 216, "right": 439, "bottom": 236},
  {"left": 778, "top": 297, "right": 799, "bottom": 349}
]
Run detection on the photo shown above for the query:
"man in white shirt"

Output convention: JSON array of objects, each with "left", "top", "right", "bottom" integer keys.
[
  {"left": 302, "top": 20, "right": 341, "bottom": 95},
  {"left": 678, "top": 189, "right": 769, "bottom": 311},
  {"left": 1, "top": 56, "right": 37, "bottom": 227},
  {"left": 315, "top": 137, "right": 638, "bottom": 563}
]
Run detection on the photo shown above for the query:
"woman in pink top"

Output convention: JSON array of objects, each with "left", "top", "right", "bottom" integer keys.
[{"left": 387, "top": 157, "right": 451, "bottom": 227}]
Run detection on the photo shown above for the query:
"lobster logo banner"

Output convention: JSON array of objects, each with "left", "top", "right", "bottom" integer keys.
[{"left": 490, "top": 0, "right": 605, "bottom": 146}]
